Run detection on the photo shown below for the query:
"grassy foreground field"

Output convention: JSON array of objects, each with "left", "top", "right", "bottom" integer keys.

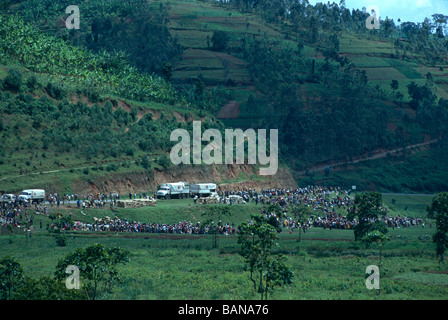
[{"left": 1, "top": 196, "right": 447, "bottom": 300}]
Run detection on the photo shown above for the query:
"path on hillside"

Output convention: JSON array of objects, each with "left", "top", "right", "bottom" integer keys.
[{"left": 295, "top": 138, "right": 438, "bottom": 176}]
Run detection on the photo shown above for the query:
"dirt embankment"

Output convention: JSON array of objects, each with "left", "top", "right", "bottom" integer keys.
[{"left": 74, "top": 164, "right": 297, "bottom": 194}]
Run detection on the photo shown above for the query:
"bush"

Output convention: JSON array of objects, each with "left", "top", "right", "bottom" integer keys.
[
  {"left": 54, "top": 233, "right": 67, "bottom": 247},
  {"left": 125, "top": 148, "right": 134, "bottom": 156},
  {"left": 157, "top": 155, "right": 171, "bottom": 170},
  {"left": 211, "top": 31, "right": 230, "bottom": 51},
  {"left": 26, "top": 75, "right": 39, "bottom": 91},
  {"left": 46, "top": 82, "right": 66, "bottom": 100},
  {"left": 82, "top": 85, "right": 101, "bottom": 103},
  {"left": 3, "top": 68, "right": 23, "bottom": 91},
  {"left": 106, "top": 163, "right": 118, "bottom": 171},
  {"left": 140, "top": 155, "right": 151, "bottom": 170}
]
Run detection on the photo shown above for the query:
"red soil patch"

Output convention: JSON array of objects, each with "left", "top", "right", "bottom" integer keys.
[
  {"left": 199, "top": 16, "right": 246, "bottom": 22},
  {"left": 217, "top": 101, "right": 240, "bottom": 119}
]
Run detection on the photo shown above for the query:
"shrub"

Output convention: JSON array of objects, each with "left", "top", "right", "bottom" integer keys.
[
  {"left": 3, "top": 68, "right": 23, "bottom": 91},
  {"left": 26, "top": 75, "right": 39, "bottom": 91},
  {"left": 125, "top": 148, "right": 134, "bottom": 156},
  {"left": 211, "top": 30, "right": 230, "bottom": 51},
  {"left": 54, "top": 233, "right": 67, "bottom": 247},
  {"left": 157, "top": 155, "right": 171, "bottom": 170},
  {"left": 46, "top": 82, "right": 66, "bottom": 100},
  {"left": 141, "top": 155, "right": 151, "bottom": 170},
  {"left": 106, "top": 163, "right": 118, "bottom": 171},
  {"left": 83, "top": 85, "right": 101, "bottom": 103}
]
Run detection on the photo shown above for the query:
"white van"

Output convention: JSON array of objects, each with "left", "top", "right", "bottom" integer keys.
[{"left": 18, "top": 189, "right": 45, "bottom": 203}]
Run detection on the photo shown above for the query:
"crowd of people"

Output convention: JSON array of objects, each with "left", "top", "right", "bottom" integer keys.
[
  {"left": 57, "top": 217, "right": 237, "bottom": 235},
  {"left": 0, "top": 200, "right": 34, "bottom": 231},
  {"left": 1, "top": 185, "right": 431, "bottom": 235},
  {"left": 218, "top": 186, "right": 354, "bottom": 212}
]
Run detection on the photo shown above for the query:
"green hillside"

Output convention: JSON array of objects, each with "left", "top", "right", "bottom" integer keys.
[
  {"left": 1, "top": 0, "right": 448, "bottom": 193},
  {"left": 2, "top": 0, "right": 448, "bottom": 303}
]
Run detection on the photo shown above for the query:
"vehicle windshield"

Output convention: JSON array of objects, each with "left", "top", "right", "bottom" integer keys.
[
  {"left": 159, "top": 187, "right": 169, "bottom": 191},
  {"left": 20, "top": 192, "right": 30, "bottom": 196}
]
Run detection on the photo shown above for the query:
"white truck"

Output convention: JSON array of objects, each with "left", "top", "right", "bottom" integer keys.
[
  {"left": 190, "top": 183, "right": 217, "bottom": 198},
  {"left": 18, "top": 189, "right": 45, "bottom": 203},
  {"left": 156, "top": 182, "right": 190, "bottom": 199}
]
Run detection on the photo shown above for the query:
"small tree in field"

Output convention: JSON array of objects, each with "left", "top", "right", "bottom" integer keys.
[
  {"left": 202, "top": 205, "right": 231, "bottom": 248},
  {"left": 427, "top": 192, "right": 448, "bottom": 264},
  {"left": 238, "top": 214, "right": 293, "bottom": 300},
  {"left": 289, "top": 204, "right": 312, "bottom": 243},
  {"left": 362, "top": 230, "right": 390, "bottom": 267},
  {"left": 347, "top": 192, "right": 388, "bottom": 248},
  {"left": 54, "top": 243, "right": 129, "bottom": 300}
]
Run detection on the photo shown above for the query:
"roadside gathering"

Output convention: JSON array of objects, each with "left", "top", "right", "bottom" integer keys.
[{"left": 1, "top": 185, "right": 430, "bottom": 236}]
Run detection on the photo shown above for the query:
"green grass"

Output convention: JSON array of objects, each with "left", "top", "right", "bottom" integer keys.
[
  {"left": 350, "top": 56, "right": 390, "bottom": 68},
  {"left": 382, "top": 194, "right": 433, "bottom": 218},
  {"left": 62, "top": 199, "right": 263, "bottom": 226},
  {"left": 339, "top": 34, "right": 393, "bottom": 55},
  {"left": 1, "top": 192, "right": 446, "bottom": 300},
  {"left": 370, "top": 78, "right": 427, "bottom": 102},
  {"left": 361, "top": 67, "right": 408, "bottom": 81},
  {"left": 386, "top": 59, "right": 423, "bottom": 80},
  {"left": 1, "top": 212, "right": 446, "bottom": 299}
]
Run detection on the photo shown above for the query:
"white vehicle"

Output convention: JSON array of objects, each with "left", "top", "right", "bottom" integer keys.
[
  {"left": 18, "top": 189, "right": 45, "bottom": 203},
  {"left": 0, "top": 194, "right": 16, "bottom": 203},
  {"left": 190, "top": 183, "right": 217, "bottom": 198},
  {"left": 156, "top": 182, "right": 190, "bottom": 199}
]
